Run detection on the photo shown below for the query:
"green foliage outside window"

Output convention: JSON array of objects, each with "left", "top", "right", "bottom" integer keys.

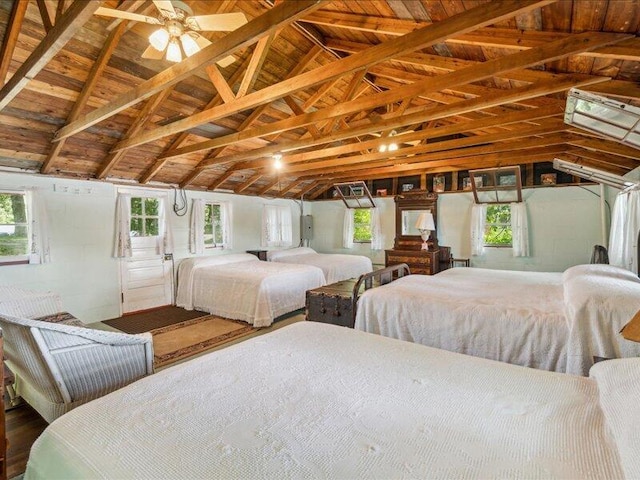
[
  {"left": 484, "top": 204, "right": 512, "bottom": 246},
  {"left": 204, "top": 203, "right": 223, "bottom": 246},
  {"left": 130, "top": 197, "right": 159, "bottom": 237},
  {"left": 353, "top": 208, "right": 372, "bottom": 242},
  {"left": 0, "top": 193, "right": 28, "bottom": 256}
]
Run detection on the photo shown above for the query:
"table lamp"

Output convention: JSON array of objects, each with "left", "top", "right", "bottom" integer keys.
[
  {"left": 621, "top": 308, "right": 640, "bottom": 342},
  {"left": 415, "top": 212, "right": 435, "bottom": 251}
]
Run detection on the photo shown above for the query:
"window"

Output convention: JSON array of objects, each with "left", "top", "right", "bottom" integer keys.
[
  {"left": 204, "top": 203, "right": 223, "bottom": 247},
  {"left": 484, "top": 204, "right": 512, "bottom": 247},
  {"left": 130, "top": 197, "right": 159, "bottom": 237},
  {"left": 0, "top": 192, "right": 28, "bottom": 259},
  {"left": 353, "top": 208, "right": 372, "bottom": 243},
  {"left": 261, "top": 205, "right": 292, "bottom": 247}
]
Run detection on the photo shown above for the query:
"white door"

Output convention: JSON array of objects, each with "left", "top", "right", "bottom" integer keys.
[{"left": 119, "top": 195, "right": 173, "bottom": 314}]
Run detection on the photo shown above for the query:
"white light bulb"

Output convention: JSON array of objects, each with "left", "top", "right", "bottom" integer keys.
[
  {"left": 166, "top": 39, "right": 182, "bottom": 63},
  {"left": 388, "top": 143, "right": 398, "bottom": 152},
  {"left": 180, "top": 33, "right": 200, "bottom": 57},
  {"left": 378, "top": 144, "right": 387, "bottom": 153},
  {"left": 149, "top": 28, "right": 170, "bottom": 51},
  {"left": 273, "top": 154, "right": 283, "bottom": 170}
]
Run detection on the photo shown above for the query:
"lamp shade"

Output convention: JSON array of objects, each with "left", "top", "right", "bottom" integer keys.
[
  {"left": 621, "top": 308, "right": 640, "bottom": 343},
  {"left": 415, "top": 212, "right": 435, "bottom": 231},
  {"left": 149, "top": 28, "right": 170, "bottom": 51}
]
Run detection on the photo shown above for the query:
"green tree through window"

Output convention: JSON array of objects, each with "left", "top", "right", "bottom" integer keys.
[
  {"left": 353, "top": 208, "right": 372, "bottom": 242},
  {"left": 0, "top": 192, "right": 28, "bottom": 257},
  {"left": 204, "top": 203, "right": 223, "bottom": 246},
  {"left": 130, "top": 197, "right": 160, "bottom": 237},
  {"left": 484, "top": 204, "right": 512, "bottom": 246}
]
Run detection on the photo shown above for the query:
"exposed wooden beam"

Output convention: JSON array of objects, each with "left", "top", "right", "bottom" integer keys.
[
  {"left": 0, "top": 0, "right": 28, "bottom": 85},
  {"left": 36, "top": 0, "right": 54, "bottom": 32},
  {"left": 55, "top": 0, "right": 66, "bottom": 22},
  {"left": 205, "top": 65, "right": 235, "bottom": 104},
  {"left": 41, "top": 21, "right": 129, "bottom": 174},
  {"left": 54, "top": 0, "right": 327, "bottom": 141},
  {"left": 234, "top": 173, "right": 262, "bottom": 193},
  {"left": 567, "top": 137, "right": 640, "bottom": 161},
  {"left": 298, "top": 181, "right": 322, "bottom": 198},
  {"left": 110, "top": 0, "right": 556, "bottom": 152},
  {"left": 257, "top": 177, "right": 280, "bottom": 196},
  {"left": 207, "top": 169, "right": 235, "bottom": 191},
  {"left": 276, "top": 179, "right": 304, "bottom": 197},
  {"left": 96, "top": 87, "right": 175, "bottom": 179},
  {"left": 160, "top": 30, "right": 626, "bottom": 164},
  {"left": 0, "top": 0, "right": 101, "bottom": 112},
  {"left": 237, "top": 31, "right": 276, "bottom": 97}
]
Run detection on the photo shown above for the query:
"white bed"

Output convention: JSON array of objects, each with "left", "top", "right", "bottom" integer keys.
[
  {"left": 25, "top": 322, "right": 639, "bottom": 480},
  {"left": 355, "top": 264, "right": 640, "bottom": 376},
  {"left": 267, "top": 247, "right": 373, "bottom": 284},
  {"left": 176, "top": 254, "right": 325, "bottom": 327},
  {"left": 0, "top": 285, "right": 62, "bottom": 318}
]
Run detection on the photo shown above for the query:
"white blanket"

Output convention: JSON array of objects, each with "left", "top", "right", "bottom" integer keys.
[
  {"left": 25, "top": 322, "right": 629, "bottom": 480},
  {"left": 356, "top": 267, "right": 568, "bottom": 372},
  {"left": 267, "top": 247, "right": 373, "bottom": 283},
  {"left": 176, "top": 254, "right": 325, "bottom": 327},
  {"left": 0, "top": 286, "right": 62, "bottom": 318}
]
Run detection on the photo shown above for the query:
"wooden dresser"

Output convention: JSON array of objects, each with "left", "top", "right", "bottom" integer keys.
[{"left": 385, "top": 249, "right": 440, "bottom": 275}]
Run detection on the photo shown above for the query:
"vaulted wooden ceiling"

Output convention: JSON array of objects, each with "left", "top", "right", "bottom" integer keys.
[{"left": 0, "top": 0, "right": 639, "bottom": 199}]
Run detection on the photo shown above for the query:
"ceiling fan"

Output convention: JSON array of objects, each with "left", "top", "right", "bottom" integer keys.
[{"left": 95, "top": 0, "right": 247, "bottom": 66}]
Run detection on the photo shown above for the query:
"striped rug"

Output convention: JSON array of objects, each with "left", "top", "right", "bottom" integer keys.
[{"left": 151, "top": 315, "right": 258, "bottom": 368}]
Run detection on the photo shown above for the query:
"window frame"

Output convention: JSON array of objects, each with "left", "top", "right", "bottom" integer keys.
[
  {"left": 130, "top": 196, "right": 160, "bottom": 238},
  {"left": 0, "top": 190, "right": 30, "bottom": 264},
  {"left": 483, "top": 203, "right": 513, "bottom": 248},
  {"left": 353, "top": 208, "right": 373, "bottom": 244},
  {"left": 203, "top": 202, "right": 225, "bottom": 249}
]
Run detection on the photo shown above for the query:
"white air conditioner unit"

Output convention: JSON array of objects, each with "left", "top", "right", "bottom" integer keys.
[
  {"left": 553, "top": 158, "right": 639, "bottom": 191},
  {"left": 564, "top": 88, "right": 640, "bottom": 150}
]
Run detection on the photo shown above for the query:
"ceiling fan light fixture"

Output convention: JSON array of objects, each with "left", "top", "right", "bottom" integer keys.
[
  {"left": 180, "top": 33, "right": 200, "bottom": 57},
  {"left": 149, "top": 28, "right": 170, "bottom": 51},
  {"left": 166, "top": 38, "right": 182, "bottom": 63},
  {"left": 273, "top": 153, "right": 283, "bottom": 170}
]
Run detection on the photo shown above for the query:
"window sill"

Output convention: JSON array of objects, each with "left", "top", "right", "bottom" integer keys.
[
  {"left": 353, "top": 241, "right": 372, "bottom": 244},
  {"left": 484, "top": 245, "right": 512, "bottom": 249},
  {"left": 0, "top": 258, "right": 29, "bottom": 266}
]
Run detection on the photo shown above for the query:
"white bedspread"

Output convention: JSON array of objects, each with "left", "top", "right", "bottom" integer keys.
[
  {"left": 268, "top": 247, "right": 373, "bottom": 283},
  {"left": 0, "top": 286, "right": 62, "bottom": 318},
  {"left": 176, "top": 254, "right": 325, "bottom": 327},
  {"left": 25, "top": 322, "right": 628, "bottom": 480},
  {"left": 356, "top": 267, "right": 568, "bottom": 372}
]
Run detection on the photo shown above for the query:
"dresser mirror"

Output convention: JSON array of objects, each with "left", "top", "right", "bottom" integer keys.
[
  {"left": 401, "top": 209, "right": 434, "bottom": 236},
  {"left": 394, "top": 191, "right": 438, "bottom": 250}
]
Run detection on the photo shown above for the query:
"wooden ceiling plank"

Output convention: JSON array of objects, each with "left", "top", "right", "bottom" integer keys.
[
  {"left": 297, "top": 181, "right": 322, "bottom": 198},
  {"left": 96, "top": 86, "right": 175, "bottom": 179},
  {"left": 41, "top": 21, "right": 129, "bottom": 174},
  {"left": 234, "top": 172, "right": 262, "bottom": 193},
  {"left": 0, "top": 0, "right": 101, "bottom": 112},
  {"left": 302, "top": 77, "right": 341, "bottom": 110},
  {"left": 276, "top": 179, "right": 304, "bottom": 197},
  {"left": 111, "top": 0, "right": 556, "bottom": 152},
  {"left": 207, "top": 169, "right": 235, "bottom": 191},
  {"left": 161, "top": 30, "right": 626, "bottom": 164},
  {"left": 256, "top": 177, "right": 280, "bottom": 195},
  {"left": 36, "top": 0, "right": 54, "bottom": 32},
  {"left": 564, "top": 149, "right": 639, "bottom": 170},
  {"left": 54, "top": 0, "right": 327, "bottom": 141},
  {"left": 236, "top": 31, "right": 277, "bottom": 98},
  {"left": 567, "top": 137, "right": 640, "bottom": 161},
  {"left": 322, "top": 70, "right": 367, "bottom": 134},
  {"left": 0, "top": 0, "right": 29, "bottom": 86},
  {"left": 205, "top": 65, "right": 235, "bottom": 104}
]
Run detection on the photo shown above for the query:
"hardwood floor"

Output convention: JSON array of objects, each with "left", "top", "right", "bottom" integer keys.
[{"left": 6, "top": 403, "right": 46, "bottom": 479}]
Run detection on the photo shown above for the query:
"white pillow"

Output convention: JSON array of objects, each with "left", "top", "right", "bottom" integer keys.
[
  {"left": 562, "top": 264, "right": 640, "bottom": 284},
  {"left": 180, "top": 254, "right": 258, "bottom": 269},
  {"left": 267, "top": 247, "right": 316, "bottom": 261}
]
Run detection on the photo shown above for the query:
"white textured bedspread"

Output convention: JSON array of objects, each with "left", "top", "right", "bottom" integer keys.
[
  {"left": 176, "top": 255, "right": 325, "bottom": 327},
  {"left": 270, "top": 250, "right": 373, "bottom": 283},
  {"left": 0, "top": 286, "right": 62, "bottom": 318},
  {"left": 25, "top": 323, "right": 626, "bottom": 480},
  {"left": 356, "top": 267, "right": 568, "bottom": 372}
]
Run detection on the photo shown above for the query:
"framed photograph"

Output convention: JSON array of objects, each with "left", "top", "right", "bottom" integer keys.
[
  {"left": 402, "top": 183, "right": 414, "bottom": 192},
  {"left": 463, "top": 177, "right": 472, "bottom": 191},
  {"left": 499, "top": 174, "right": 516, "bottom": 186},
  {"left": 541, "top": 173, "right": 557, "bottom": 185},
  {"left": 351, "top": 186, "right": 364, "bottom": 196},
  {"left": 376, "top": 188, "right": 387, "bottom": 197},
  {"left": 474, "top": 176, "right": 483, "bottom": 188},
  {"left": 433, "top": 175, "right": 445, "bottom": 193}
]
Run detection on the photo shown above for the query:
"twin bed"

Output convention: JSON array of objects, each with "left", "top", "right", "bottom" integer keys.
[
  {"left": 355, "top": 263, "right": 640, "bottom": 375},
  {"left": 25, "top": 321, "right": 640, "bottom": 479}
]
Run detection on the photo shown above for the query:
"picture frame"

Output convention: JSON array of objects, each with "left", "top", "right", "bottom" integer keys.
[
  {"left": 462, "top": 177, "right": 472, "bottom": 191},
  {"left": 376, "top": 188, "right": 388, "bottom": 197},
  {"left": 541, "top": 173, "right": 557, "bottom": 185},
  {"left": 499, "top": 174, "right": 516, "bottom": 186},
  {"left": 474, "top": 176, "right": 483, "bottom": 188},
  {"left": 351, "top": 186, "right": 364, "bottom": 196},
  {"left": 401, "top": 183, "right": 414, "bottom": 192},
  {"left": 433, "top": 175, "right": 445, "bottom": 193}
]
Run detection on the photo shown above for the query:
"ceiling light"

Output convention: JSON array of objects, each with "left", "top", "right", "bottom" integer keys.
[
  {"left": 388, "top": 142, "right": 398, "bottom": 152},
  {"left": 149, "top": 28, "right": 170, "bottom": 51},
  {"left": 273, "top": 154, "right": 283, "bottom": 170},
  {"left": 379, "top": 130, "right": 398, "bottom": 153},
  {"left": 180, "top": 33, "right": 199, "bottom": 57},
  {"left": 166, "top": 39, "right": 182, "bottom": 63},
  {"left": 378, "top": 144, "right": 387, "bottom": 153}
]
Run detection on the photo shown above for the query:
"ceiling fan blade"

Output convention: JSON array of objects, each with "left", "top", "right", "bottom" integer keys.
[
  {"left": 192, "top": 32, "right": 212, "bottom": 50},
  {"left": 94, "top": 7, "right": 161, "bottom": 24},
  {"left": 216, "top": 55, "right": 237, "bottom": 68},
  {"left": 142, "top": 45, "right": 165, "bottom": 60},
  {"left": 152, "top": 0, "right": 177, "bottom": 19},
  {"left": 187, "top": 12, "right": 248, "bottom": 31}
]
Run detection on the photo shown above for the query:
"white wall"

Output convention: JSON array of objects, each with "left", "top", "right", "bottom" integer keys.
[
  {"left": 309, "top": 185, "right": 611, "bottom": 272},
  {"left": 0, "top": 172, "right": 300, "bottom": 322}
]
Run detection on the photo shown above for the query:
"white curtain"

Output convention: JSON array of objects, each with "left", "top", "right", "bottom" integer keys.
[
  {"left": 370, "top": 207, "right": 383, "bottom": 250},
  {"left": 609, "top": 190, "right": 640, "bottom": 273},
  {"left": 510, "top": 202, "right": 530, "bottom": 257},
  {"left": 470, "top": 203, "right": 486, "bottom": 256},
  {"left": 26, "top": 189, "right": 51, "bottom": 264},
  {"left": 221, "top": 202, "right": 233, "bottom": 249},
  {"left": 157, "top": 196, "right": 174, "bottom": 255},
  {"left": 113, "top": 193, "right": 132, "bottom": 258},
  {"left": 261, "top": 205, "right": 292, "bottom": 247},
  {"left": 189, "top": 198, "right": 205, "bottom": 255},
  {"left": 343, "top": 209, "right": 354, "bottom": 249}
]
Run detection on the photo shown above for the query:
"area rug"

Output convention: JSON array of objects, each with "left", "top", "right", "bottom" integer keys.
[
  {"left": 151, "top": 315, "right": 258, "bottom": 368},
  {"left": 103, "top": 306, "right": 208, "bottom": 334}
]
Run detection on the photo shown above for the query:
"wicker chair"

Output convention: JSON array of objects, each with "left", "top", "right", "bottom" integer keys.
[{"left": 0, "top": 314, "right": 153, "bottom": 423}]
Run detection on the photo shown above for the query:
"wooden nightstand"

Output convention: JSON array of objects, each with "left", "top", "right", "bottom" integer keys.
[
  {"left": 450, "top": 258, "right": 470, "bottom": 268},
  {"left": 246, "top": 250, "right": 268, "bottom": 261}
]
